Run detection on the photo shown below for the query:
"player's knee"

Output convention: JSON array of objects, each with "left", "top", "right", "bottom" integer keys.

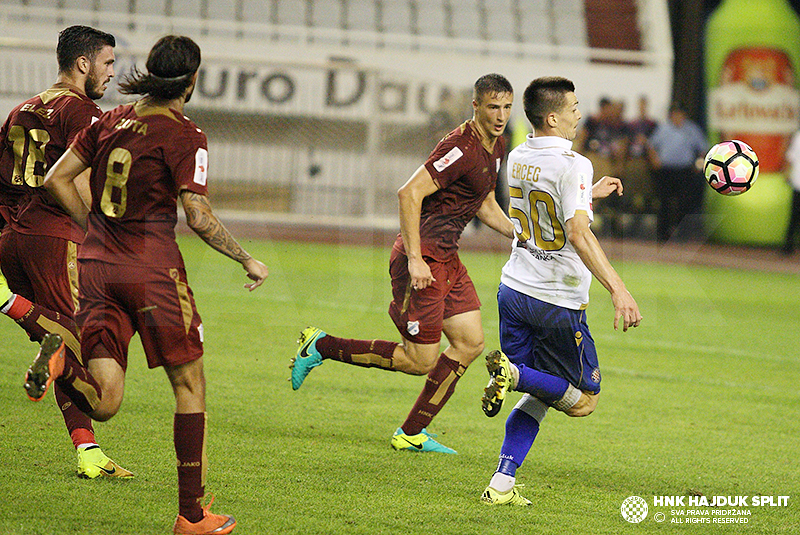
[
  {"left": 414, "top": 361, "right": 436, "bottom": 375},
  {"left": 400, "top": 345, "right": 438, "bottom": 375},
  {"left": 91, "top": 409, "right": 114, "bottom": 422},
  {"left": 396, "top": 355, "right": 430, "bottom": 375},
  {"left": 565, "top": 405, "right": 594, "bottom": 417},
  {"left": 91, "top": 399, "right": 122, "bottom": 422},
  {"left": 564, "top": 392, "right": 599, "bottom": 417},
  {"left": 453, "top": 337, "right": 484, "bottom": 364}
]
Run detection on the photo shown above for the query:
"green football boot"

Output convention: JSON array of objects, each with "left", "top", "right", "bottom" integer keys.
[
  {"left": 481, "top": 485, "right": 531, "bottom": 506},
  {"left": 290, "top": 327, "right": 326, "bottom": 390},
  {"left": 391, "top": 428, "right": 457, "bottom": 454}
]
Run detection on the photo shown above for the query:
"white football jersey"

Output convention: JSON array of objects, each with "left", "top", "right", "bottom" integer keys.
[{"left": 500, "top": 134, "right": 594, "bottom": 310}]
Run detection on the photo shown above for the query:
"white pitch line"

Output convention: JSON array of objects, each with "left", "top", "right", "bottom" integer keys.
[{"left": 592, "top": 333, "right": 794, "bottom": 363}]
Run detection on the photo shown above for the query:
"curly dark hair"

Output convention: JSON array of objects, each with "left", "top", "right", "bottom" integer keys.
[{"left": 118, "top": 35, "right": 201, "bottom": 101}]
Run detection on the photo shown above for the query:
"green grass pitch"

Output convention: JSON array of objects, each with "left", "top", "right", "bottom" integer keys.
[{"left": 0, "top": 236, "right": 797, "bottom": 534}]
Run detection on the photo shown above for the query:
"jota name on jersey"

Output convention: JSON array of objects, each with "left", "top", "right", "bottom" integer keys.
[{"left": 114, "top": 117, "right": 148, "bottom": 135}]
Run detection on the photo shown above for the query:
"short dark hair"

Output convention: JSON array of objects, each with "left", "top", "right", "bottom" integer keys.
[
  {"left": 118, "top": 35, "right": 201, "bottom": 101},
  {"left": 523, "top": 76, "right": 576, "bottom": 130},
  {"left": 473, "top": 73, "right": 513, "bottom": 104},
  {"left": 57, "top": 25, "right": 116, "bottom": 74}
]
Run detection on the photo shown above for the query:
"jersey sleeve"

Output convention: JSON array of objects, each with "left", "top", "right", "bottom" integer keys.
[
  {"left": 61, "top": 98, "right": 101, "bottom": 146},
  {"left": 561, "top": 156, "right": 594, "bottom": 223},
  {"left": 69, "top": 116, "right": 99, "bottom": 167},
  {"left": 423, "top": 133, "right": 473, "bottom": 190},
  {"left": 167, "top": 126, "right": 209, "bottom": 196}
]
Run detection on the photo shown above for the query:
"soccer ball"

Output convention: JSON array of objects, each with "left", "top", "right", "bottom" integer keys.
[{"left": 703, "top": 140, "right": 759, "bottom": 196}]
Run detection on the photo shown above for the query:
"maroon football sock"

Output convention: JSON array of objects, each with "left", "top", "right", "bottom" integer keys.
[
  {"left": 54, "top": 384, "right": 96, "bottom": 448},
  {"left": 400, "top": 353, "right": 466, "bottom": 436},
  {"left": 7, "top": 296, "right": 101, "bottom": 413},
  {"left": 175, "top": 412, "right": 207, "bottom": 523},
  {"left": 4, "top": 295, "right": 79, "bottom": 345},
  {"left": 315, "top": 335, "right": 398, "bottom": 370},
  {"left": 56, "top": 352, "right": 103, "bottom": 414}
]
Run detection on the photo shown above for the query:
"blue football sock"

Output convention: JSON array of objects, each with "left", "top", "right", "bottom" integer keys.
[
  {"left": 515, "top": 364, "right": 570, "bottom": 404},
  {"left": 496, "top": 408, "right": 540, "bottom": 476}
]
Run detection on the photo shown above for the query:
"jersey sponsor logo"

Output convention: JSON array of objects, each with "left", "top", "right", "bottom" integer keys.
[
  {"left": 407, "top": 320, "right": 420, "bottom": 336},
  {"left": 518, "top": 241, "right": 555, "bottom": 262},
  {"left": 577, "top": 173, "right": 589, "bottom": 205},
  {"left": 194, "top": 148, "right": 208, "bottom": 186},
  {"left": 432, "top": 146, "right": 463, "bottom": 172}
]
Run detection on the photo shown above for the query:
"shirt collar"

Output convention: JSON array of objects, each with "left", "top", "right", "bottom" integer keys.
[{"left": 526, "top": 134, "right": 574, "bottom": 150}]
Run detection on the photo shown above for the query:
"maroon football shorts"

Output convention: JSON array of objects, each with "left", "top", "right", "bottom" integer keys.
[
  {"left": 0, "top": 228, "right": 79, "bottom": 317},
  {"left": 76, "top": 260, "right": 203, "bottom": 370},
  {"left": 388, "top": 248, "right": 481, "bottom": 345}
]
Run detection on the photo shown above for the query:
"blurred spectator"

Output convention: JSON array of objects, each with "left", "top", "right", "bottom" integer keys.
[
  {"left": 628, "top": 96, "right": 658, "bottom": 153},
  {"left": 575, "top": 97, "right": 630, "bottom": 236},
  {"left": 782, "top": 128, "right": 800, "bottom": 255},
  {"left": 622, "top": 95, "right": 659, "bottom": 237},
  {"left": 576, "top": 97, "right": 630, "bottom": 176},
  {"left": 428, "top": 88, "right": 457, "bottom": 144},
  {"left": 427, "top": 87, "right": 471, "bottom": 146},
  {"left": 649, "top": 102, "right": 707, "bottom": 242}
]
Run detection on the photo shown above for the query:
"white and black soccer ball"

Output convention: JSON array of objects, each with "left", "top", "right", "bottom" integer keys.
[{"left": 703, "top": 140, "right": 759, "bottom": 196}]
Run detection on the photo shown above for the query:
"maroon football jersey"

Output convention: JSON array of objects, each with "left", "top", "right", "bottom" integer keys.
[
  {"left": 71, "top": 101, "right": 208, "bottom": 267},
  {"left": 394, "top": 120, "right": 506, "bottom": 261},
  {"left": 0, "top": 83, "right": 101, "bottom": 243}
]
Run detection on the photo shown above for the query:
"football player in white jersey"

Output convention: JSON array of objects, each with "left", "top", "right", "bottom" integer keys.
[{"left": 479, "top": 76, "right": 641, "bottom": 506}]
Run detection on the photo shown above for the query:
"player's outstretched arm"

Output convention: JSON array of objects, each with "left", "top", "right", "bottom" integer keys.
[
  {"left": 476, "top": 191, "right": 515, "bottom": 238},
  {"left": 591, "top": 176, "right": 623, "bottom": 199},
  {"left": 43, "top": 148, "right": 91, "bottom": 230},
  {"left": 397, "top": 165, "right": 440, "bottom": 291},
  {"left": 566, "top": 213, "right": 641, "bottom": 331},
  {"left": 180, "top": 190, "right": 268, "bottom": 291}
]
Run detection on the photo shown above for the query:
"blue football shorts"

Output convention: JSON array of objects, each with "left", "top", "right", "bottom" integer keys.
[{"left": 497, "top": 283, "right": 601, "bottom": 394}]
